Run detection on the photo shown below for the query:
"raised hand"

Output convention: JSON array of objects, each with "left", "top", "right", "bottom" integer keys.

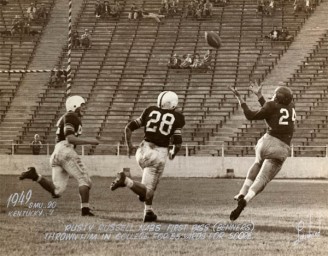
[
  {"left": 228, "top": 85, "right": 245, "bottom": 105},
  {"left": 228, "top": 85, "right": 240, "bottom": 97},
  {"left": 249, "top": 80, "right": 263, "bottom": 98}
]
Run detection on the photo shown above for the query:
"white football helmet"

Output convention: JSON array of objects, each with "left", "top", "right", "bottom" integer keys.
[
  {"left": 65, "top": 95, "right": 85, "bottom": 112},
  {"left": 157, "top": 91, "right": 178, "bottom": 110}
]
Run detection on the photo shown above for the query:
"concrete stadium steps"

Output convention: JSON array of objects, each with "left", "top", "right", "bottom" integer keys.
[
  {"left": 0, "top": 0, "right": 54, "bottom": 127},
  {"left": 6, "top": 0, "right": 327, "bottom": 156},
  {"left": 6, "top": 0, "right": 85, "bottom": 154}
]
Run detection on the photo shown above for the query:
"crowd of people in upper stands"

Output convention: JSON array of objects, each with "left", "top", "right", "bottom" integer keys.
[
  {"left": 6, "top": 2, "right": 48, "bottom": 37},
  {"left": 158, "top": 0, "right": 180, "bottom": 17},
  {"left": 71, "top": 29, "right": 92, "bottom": 49},
  {"left": 128, "top": 4, "right": 166, "bottom": 23},
  {"left": 257, "top": 0, "right": 276, "bottom": 16},
  {"left": 293, "top": 0, "right": 314, "bottom": 14},
  {"left": 184, "top": 0, "right": 214, "bottom": 19},
  {"left": 265, "top": 26, "right": 294, "bottom": 41},
  {"left": 168, "top": 49, "right": 213, "bottom": 70},
  {"left": 48, "top": 69, "right": 68, "bottom": 88},
  {"left": 94, "top": 0, "right": 123, "bottom": 19},
  {"left": 257, "top": 0, "right": 317, "bottom": 17}
]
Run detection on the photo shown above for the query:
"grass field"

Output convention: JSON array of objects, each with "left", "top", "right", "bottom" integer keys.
[{"left": 0, "top": 175, "right": 327, "bottom": 256}]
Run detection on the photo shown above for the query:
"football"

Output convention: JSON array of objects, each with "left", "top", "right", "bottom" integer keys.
[{"left": 205, "top": 31, "right": 222, "bottom": 49}]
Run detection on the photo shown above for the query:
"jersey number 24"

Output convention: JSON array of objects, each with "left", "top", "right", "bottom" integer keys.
[{"left": 279, "top": 108, "right": 296, "bottom": 125}]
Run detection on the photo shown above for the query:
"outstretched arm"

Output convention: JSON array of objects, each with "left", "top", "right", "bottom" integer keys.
[
  {"left": 228, "top": 86, "right": 245, "bottom": 105},
  {"left": 249, "top": 80, "right": 266, "bottom": 106},
  {"left": 228, "top": 85, "right": 269, "bottom": 121}
]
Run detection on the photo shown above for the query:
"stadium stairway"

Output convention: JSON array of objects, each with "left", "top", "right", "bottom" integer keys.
[
  {"left": 0, "top": 0, "right": 84, "bottom": 153},
  {"left": 0, "top": 0, "right": 55, "bottom": 126},
  {"left": 261, "top": 0, "right": 328, "bottom": 96},
  {"left": 187, "top": 2, "right": 327, "bottom": 156},
  {"left": 6, "top": 0, "right": 326, "bottom": 156},
  {"left": 225, "top": 34, "right": 328, "bottom": 157}
]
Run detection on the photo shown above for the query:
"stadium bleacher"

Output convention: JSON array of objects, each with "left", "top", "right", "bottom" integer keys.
[{"left": 0, "top": 0, "right": 326, "bottom": 156}]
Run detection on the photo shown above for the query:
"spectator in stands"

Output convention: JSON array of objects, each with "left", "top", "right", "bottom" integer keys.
[
  {"left": 49, "top": 70, "right": 66, "bottom": 87},
  {"left": 216, "top": 0, "right": 228, "bottom": 7},
  {"left": 30, "top": 134, "right": 43, "bottom": 155},
  {"left": 266, "top": 26, "right": 281, "bottom": 41},
  {"left": 200, "top": 49, "right": 213, "bottom": 69},
  {"left": 48, "top": 71, "right": 57, "bottom": 87},
  {"left": 141, "top": 9, "right": 165, "bottom": 24},
  {"left": 102, "top": 1, "right": 112, "bottom": 19},
  {"left": 11, "top": 15, "right": 24, "bottom": 36},
  {"left": 159, "top": 0, "right": 170, "bottom": 15},
  {"left": 72, "top": 31, "right": 81, "bottom": 48},
  {"left": 293, "top": 0, "right": 305, "bottom": 14},
  {"left": 267, "top": 0, "right": 275, "bottom": 16},
  {"left": 167, "top": 53, "right": 182, "bottom": 69},
  {"left": 129, "top": 3, "right": 138, "bottom": 20},
  {"left": 184, "top": 1, "right": 196, "bottom": 18},
  {"left": 279, "top": 27, "right": 294, "bottom": 41},
  {"left": 111, "top": 0, "right": 122, "bottom": 18},
  {"left": 161, "top": 0, "right": 179, "bottom": 16},
  {"left": 203, "top": 0, "right": 213, "bottom": 17},
  {"left": 26, "top": 2, "right": 37, "bottom": 21},
  {"left": 195, "top": 3, "right": 203, "bottom": 19},
  {"left": 35, "top": 3, "right": 48, "bottom": 21},
  {"left": 95, "top": 0, "right": 104, "bottom": 18},
  {"left": 256, "top": 0, "right": 265, "bottom": 16},
  {"left": 22, "top": 19, "right": 31, "bottom": 35},
  {"left": 180, "top": 54, "right": 193, "bottom": 68},
  {"left": 304, "top": 0, "right": 313, "bottom": 13},
  {"left": 191, "top": 53, "right": 202, "bottom": 69},
  {"left": 81, "top": 29, "right": 92, "bottom": 49},
  {"left": 56, "top": 69, "right": 67, "bottom": 85}
]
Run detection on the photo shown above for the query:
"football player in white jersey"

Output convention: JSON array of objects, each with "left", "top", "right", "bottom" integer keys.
[
  {"left": 110, "top": 91, "right": 185, "bottom": 222},
  {"left": 20, "top": 96, "right": 99, "bottom": 216}
]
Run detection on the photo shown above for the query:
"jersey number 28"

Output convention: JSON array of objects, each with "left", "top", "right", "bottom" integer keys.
[{"left": 146, "top": 111, "right": 175, "bottom": 136}]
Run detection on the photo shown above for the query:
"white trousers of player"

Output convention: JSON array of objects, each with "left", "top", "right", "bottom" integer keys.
[
  {"left": 249, "top": 133, "right": 290, "bottom": 194},
  {"left": 136, "top": 140, "right": 168, "bottom": 197},
  {"left": 50, "top": 141, "right": 92, "bottom": 196}
]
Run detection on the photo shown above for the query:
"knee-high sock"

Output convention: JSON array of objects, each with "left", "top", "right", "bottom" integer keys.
[
  {"left": 125, "top": 177, "right": 147, "bottom": 199},
  {"left": 79, "top": 185, "right": 90, "bottom": 206}
]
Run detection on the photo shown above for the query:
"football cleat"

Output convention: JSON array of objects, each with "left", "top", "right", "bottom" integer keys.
[
  {"left": 143, "top": 210, "right": 157, "bottom": 222},
  {"left": 81, "top": 207, "right": 95, "bottom": 217},
  {"left": 233, "top": 194, "right": 245, "bottom": 201},
  {"left": 110, "top": 171, "right": 126, "bottom": 191},
  {"left": 52, "top": 193, "right": 61, "bottom": 199},
  {"left": 230, "top": 198, "right": 247, "bottom": 221},
  {"left": 19, "top": 167, "right": 39, "bottom": 181}
]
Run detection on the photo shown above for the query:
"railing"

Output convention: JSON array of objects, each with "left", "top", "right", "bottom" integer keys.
[{"left": 0, "top": 142, "right": 327, "bottom": 157}]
